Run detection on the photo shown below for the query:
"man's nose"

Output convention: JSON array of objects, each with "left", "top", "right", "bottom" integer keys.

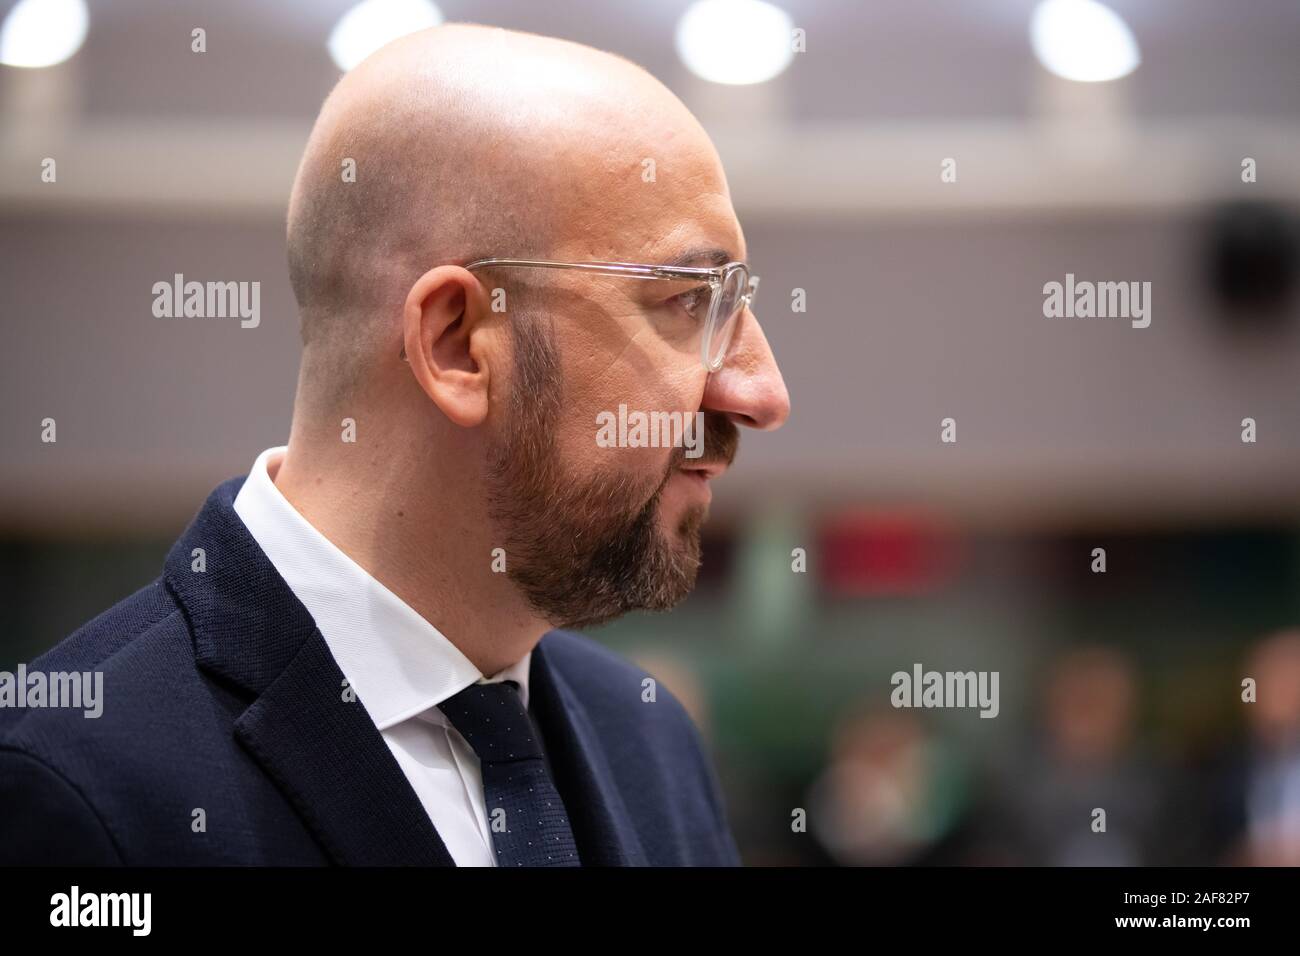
[{"left": 701, "top": 308, "right": 790, "bottom": 431}]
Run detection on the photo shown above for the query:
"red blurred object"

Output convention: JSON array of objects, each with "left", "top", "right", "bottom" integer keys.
[{"left": 817, "top": 508, "right": 959, "bottom": 596}]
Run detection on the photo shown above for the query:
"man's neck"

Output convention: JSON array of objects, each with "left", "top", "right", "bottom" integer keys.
[{"left": 270, "top": 443, "right": 547, "bottom": 677}]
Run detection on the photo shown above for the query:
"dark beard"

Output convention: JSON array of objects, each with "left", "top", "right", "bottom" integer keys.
[{"left": 483, "top": 315, "right": 731, "bottom": 629}]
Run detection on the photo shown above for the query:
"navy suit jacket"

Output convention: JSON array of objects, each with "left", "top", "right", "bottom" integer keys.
[{"left": 0, "top": 477, "right": 742, "bottom": 866}]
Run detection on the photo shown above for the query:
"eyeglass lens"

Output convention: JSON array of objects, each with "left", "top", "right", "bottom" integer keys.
[{"left": 706, "top": 265, "right": 749, "bottom": 368}]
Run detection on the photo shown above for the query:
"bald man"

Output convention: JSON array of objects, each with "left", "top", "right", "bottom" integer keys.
[{"left": 0, "top": 24, "right": 787, "bottom": 867}]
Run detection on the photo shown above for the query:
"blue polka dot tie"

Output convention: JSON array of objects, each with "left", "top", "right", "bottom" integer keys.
[{"left": 437, "top": 679, "right": 582, "bottom": 866}]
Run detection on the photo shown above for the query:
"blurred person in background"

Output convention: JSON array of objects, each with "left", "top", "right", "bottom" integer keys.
[
  {"left": 995, "top": 645, "right": 1163, "bottom": 865},
  {"left": 1206, "top": 628, "right": 1300, "bottom": 866},
  {"left": 804, "top": 704, "right": 972, "bottom": 865}
]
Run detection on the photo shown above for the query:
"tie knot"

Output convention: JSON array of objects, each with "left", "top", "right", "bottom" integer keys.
[{"left": 436, "top": 680, "right": 542, "bottom": 764}]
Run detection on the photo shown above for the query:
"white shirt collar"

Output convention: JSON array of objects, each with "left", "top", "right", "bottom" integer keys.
[{"left": 232, "top": 446, "right": 531, "bottom": 730}]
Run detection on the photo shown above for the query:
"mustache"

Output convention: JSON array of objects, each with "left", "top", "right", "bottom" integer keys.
[{"left": 667, "top": 411, "right": 739, "bottom": 473}]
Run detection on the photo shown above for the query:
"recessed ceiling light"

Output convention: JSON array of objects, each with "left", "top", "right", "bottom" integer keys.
[
  {"left": 676, "top": 0, "right": 795, "bottom": 86},
  {"left": 0, "top": 0, "right": 89, "bottom": 69},
  {"left": 1030, "top": 0, "right": 1141, "bottom": 83},
  {"left": 328, "top": 0, "right": 443, "bottom": 72}
]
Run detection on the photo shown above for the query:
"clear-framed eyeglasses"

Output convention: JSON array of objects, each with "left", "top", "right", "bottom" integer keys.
[{"left": 453, "top": 257, "right": 758, "bottom": 372}]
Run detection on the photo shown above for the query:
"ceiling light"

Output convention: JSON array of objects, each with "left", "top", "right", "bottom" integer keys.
[
  {"left": 676, "top": 0, "right": 795, "bottom": 86},
  {"left": 0, "top": 0, "right": 89, "bottom": 69},
  {"left": 1030, "top": 0, "right": 1140, "bottom": 83},
  {"left": 328, "top": 0, "right": 443, "bottom": 72}
]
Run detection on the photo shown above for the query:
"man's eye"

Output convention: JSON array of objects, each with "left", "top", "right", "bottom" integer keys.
[{"left": 672, "top": 285, "right": 710, "bottom": 321}]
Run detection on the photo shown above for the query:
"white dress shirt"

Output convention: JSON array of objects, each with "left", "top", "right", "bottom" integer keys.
[{"left": 233, "top": 445, "right": 530, "bottom": 866}]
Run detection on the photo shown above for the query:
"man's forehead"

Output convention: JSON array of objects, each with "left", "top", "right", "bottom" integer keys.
[
  {"left": 649, "top": 192, "right": 746, "bottom": 266},
  {"left": 552, "top": 120, "right": 743, "bottom": 267},
  {"left": 558, "top": 149, "right": 745, "bottom": 267},
  {"left": 643, "top": 218, "right": 747, "bottom": 267}
]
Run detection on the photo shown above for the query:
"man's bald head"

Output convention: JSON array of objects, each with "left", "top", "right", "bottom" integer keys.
[
  {"left": 274, "top": 24, "right": 787, "bottom": 634},
  {"left": 285, "top": 23, "right": 720, "bottom": 410}
]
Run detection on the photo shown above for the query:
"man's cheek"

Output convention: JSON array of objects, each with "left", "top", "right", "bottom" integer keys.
[{"left": 592, "top": 412, "right": 676, "bottom": 464}]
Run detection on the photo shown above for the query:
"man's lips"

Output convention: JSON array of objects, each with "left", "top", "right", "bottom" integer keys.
[{"left": 677, "top": 461, "right": 727, "bottom": 482}]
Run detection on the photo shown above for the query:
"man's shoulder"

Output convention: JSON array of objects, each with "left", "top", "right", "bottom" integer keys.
[
  {"left": 536, "top": 627, "right": 644, "bottom": 680},
  {"left": 0, "top": 576, "right": 200, "bottom": 865},
  {"left": 536, "top": 629, "right": 706, "bottom": 744},
  {"left": 36, "top": 577, "right": 181, "bottom": 671},
  {"left": 538, "top": 629, "right": 742, "bottom": 865},
  {"left": 0, "top": 576, "right": 189, "bottom": 745},
  {"left": 538, "top": 629, "right": 669, "bottom": 701}
]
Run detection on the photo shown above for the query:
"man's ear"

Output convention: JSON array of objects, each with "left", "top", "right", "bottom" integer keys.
[{"left": 402, "top": 265, "right": 494, "bottom": 428}]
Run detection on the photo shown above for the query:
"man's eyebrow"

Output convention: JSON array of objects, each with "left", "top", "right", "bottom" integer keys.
[{"left": 662, "top": 246, "right": 738, "bottom": 268}]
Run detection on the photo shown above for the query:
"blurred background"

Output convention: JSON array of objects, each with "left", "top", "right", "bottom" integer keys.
[{"left": 2, "top": 0, "right": 1299, "bottom": 865}]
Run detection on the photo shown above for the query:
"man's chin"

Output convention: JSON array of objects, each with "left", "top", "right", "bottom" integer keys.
[
  {"left": 496, "top": 459, "right": 710, "bottom": 631},
  {"left": 551, "top": 515, "right": 704, "bottom": 631},
  {"left": 670, "top": 506, "right": 706, "bottom": 567}
]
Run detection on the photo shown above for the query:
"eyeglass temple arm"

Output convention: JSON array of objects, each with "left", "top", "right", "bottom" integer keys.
[
  {"left": 400, "top": 259, "right": 751, "bottom": 360},
  {"left": 463, "top": 258, "right": 725, "bottom": 283}
]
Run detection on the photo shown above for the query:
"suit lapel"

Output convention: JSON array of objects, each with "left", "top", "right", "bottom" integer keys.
[
  {"left": 165, "top": 478, "right": 455, "bottom": 866},
  {"left": 233, "top": 628, "right": 454, "bottom": 865},
  {"left": 530, "top": 636, "right": 648, "bottom": 866}
]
